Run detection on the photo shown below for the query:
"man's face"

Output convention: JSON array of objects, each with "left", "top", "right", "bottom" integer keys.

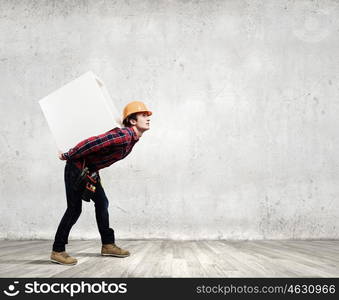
[{"left": 134, "top": 112, "right": 151, "bottom": 131}]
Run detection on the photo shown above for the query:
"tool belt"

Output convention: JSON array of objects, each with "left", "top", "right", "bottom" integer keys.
[{"left": 73, "top": 160, "right": 99, "bottom": 202}]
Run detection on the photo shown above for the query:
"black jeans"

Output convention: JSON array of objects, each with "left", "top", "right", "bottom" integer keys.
[{"left": 52, "top": 161, "right": 115, "bottom": 252}]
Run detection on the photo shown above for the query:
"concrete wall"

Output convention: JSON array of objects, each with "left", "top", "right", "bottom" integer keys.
[{"left": 1, "top": 0, "right": 338, "bottom": 240}]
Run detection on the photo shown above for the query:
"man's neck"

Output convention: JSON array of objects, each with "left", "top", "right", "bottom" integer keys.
[{"left": 132, "top": 126, "right": 143, "bottom": 139}]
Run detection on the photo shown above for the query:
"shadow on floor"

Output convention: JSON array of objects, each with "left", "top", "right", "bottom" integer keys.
[
  {"left": 28, "top": 260, "right": 53, "bottom": 265},
  {"left": 0, "top": 260, "right": 52, "bottom": 265},
  {"left": 0, "top": 253, "right": 100, "bottom": 265},
  {"left": 72, "top": 252, "right": 101, "bottom": 257}
]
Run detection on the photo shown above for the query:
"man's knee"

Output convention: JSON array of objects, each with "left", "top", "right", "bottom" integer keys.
[
  {"left": 67, "top": 206, "right": 82, "bottom": 217},
  {"left": 94, "top": 200, "right": 109, "bottom": 210}
]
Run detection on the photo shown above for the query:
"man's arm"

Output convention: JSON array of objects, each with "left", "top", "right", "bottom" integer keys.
[{"left": 60, "top": 128, "right": 132, "bottom": 161}]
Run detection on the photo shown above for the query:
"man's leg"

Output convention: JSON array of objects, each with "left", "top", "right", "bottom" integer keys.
[
  {"left": 91, "top": 180, "right": 115, "bottom": 245},
  {"left": 52, "top": 161, "right": 83, "bottom": 253},
  {"left": 91, "top": 181, "right": 130, "bottom": 257}
]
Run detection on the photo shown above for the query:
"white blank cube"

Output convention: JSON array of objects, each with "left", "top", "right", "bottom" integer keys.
[{"left": 39, "top": 71, "right": 121, "bottom": 152}]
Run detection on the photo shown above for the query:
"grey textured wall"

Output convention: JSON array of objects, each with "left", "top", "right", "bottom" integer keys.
[{"left": 0, "top": 0, "right": 338, "bottom": 240}]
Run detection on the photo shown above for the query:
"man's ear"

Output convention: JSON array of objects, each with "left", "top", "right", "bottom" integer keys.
[{"left": 130, "top": 118, "right": 137, "bottom": 126}]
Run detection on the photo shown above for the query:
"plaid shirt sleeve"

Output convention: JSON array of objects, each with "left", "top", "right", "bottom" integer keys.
[{"left": 62, "top": 128, "right": 132, "bottom": 160}]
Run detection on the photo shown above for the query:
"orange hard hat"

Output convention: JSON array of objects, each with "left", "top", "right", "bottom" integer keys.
[{"left": 123, "top": 101, "right": 152, "bottom": 121}]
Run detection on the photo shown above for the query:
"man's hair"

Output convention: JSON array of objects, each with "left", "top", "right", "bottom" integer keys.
[{"left": 123, "top": 112, "right": 138, "bottom": 127}]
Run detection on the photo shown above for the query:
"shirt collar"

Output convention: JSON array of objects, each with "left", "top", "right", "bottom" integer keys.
[{"left": 129, "top": 127, "right": 139, "bottom": 141}]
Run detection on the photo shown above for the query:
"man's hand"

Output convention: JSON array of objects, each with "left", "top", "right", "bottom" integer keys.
[{"left": 57, "top": 150, "right": 66, "bottom": 160}]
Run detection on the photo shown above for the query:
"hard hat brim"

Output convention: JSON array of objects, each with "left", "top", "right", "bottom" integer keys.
[{"left": 123, "top": 110, "right": 152, "bottom": 122}]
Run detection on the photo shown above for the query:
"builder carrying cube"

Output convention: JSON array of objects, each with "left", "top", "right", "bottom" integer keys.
[{"left": 50, "top": 101, "right": 152, "bottom": 265}]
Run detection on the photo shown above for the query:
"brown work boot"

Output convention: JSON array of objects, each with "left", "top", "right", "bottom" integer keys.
[
  {"left": 101, "top": 243, "right": 130, "bottom": 258},
  {"left": 50, "top": 251, "right": 78, "bottom": 265}
]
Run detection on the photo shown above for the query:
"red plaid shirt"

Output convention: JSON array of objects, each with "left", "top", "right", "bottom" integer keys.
[{"left": 62, "top": 127, "right": 139, "bottom": 172}]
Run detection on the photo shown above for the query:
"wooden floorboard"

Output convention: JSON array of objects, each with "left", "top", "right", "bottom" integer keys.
[{"left": 0, "top": 240, "right": 338, "bottom": 278}]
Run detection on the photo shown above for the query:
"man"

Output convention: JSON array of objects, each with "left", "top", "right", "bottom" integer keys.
[{"left": 50, "top": 101, "right": 152, "bottom": 265}]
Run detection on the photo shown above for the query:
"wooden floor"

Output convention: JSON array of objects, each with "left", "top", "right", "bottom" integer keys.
[{"left": 0, "top": 240, "right": 338, "bottom": 277}]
